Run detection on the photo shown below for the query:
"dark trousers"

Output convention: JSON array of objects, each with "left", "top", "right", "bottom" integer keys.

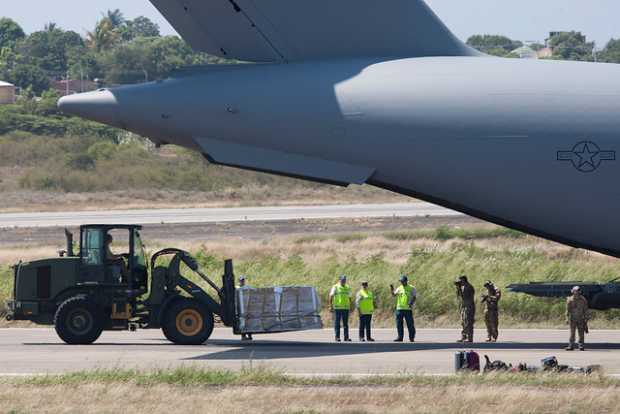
[
  {"left": 359, "top": 314, "right": 373, "bottom": 340},
  {"left": 334, "top": 309, "right": 350, "bottom": 339},
  {"left": 396, "top": 310, "right": 415, "bottom": 341}
]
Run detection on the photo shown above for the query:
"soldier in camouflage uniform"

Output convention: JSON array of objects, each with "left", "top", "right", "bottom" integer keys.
[
  {"left": 481, "top": 281, "right": 501, "bottom": 342},
  {"left": 455, "top": 275, "right": 475, "bottom": 342},
  {"left": 566, "top": 286, "right": 589, "bottom": 351}
]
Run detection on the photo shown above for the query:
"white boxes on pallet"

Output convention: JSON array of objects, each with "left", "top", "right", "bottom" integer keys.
[{"left": 236, "top": 286, "right": 322, "bottom": 333}]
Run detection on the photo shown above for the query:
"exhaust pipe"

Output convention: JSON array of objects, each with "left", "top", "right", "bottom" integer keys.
[{"left": 65, "top": 228, "right": 74, "bottom": 257}]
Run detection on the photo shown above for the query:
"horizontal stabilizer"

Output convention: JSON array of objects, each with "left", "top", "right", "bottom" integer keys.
[
  {"left": 507, "top": 283, "right": 584, "bottom": 298},
  {"left": 149, "top": 0, "right": 478, "bottom": 62},
  {"left": 195, "top": 138, "right": 375, "bottom": 186}
]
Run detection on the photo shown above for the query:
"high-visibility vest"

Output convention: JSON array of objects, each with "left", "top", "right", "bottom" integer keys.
[
  {"left": 358, "top": 289, "right": 374, "bottom": 315},
  {"left": 332, "top": 284, "right": 352, "bottom": 310},
  {"left": 395, "top": 285, "right": 415, "bottom": 310}
]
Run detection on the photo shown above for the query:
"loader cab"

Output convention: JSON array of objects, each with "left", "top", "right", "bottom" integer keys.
[{"left": 78, "top": 224, "right": 148, "bottom": 291}]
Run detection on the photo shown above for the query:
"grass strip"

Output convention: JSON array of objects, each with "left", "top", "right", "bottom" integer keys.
[{"left": 4, "top": 366, "right": 618, "bottom": 389}]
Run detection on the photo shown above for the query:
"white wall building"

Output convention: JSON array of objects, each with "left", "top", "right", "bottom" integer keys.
[{"left": 0, "top": 81, "right": 16, "bottom": 105}]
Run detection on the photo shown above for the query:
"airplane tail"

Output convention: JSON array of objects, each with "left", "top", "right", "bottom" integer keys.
[{"left": 149, "top": 0, "right": 479, "bottom": 62}]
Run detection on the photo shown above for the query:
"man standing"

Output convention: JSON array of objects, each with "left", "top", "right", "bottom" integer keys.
[
  {"left": 237, "top": 275, "right": 253, "bottom": 341},
  {"left": 481, "top": 280, "right": 501, "bottom": 342},
  {"left": 391, "top": 275, "right": 416, "bottom": 342},
  {"left": 356, "top": 281, "right": 375, "bottom": 342},
  {"left": 566, "top": 286, "right": 589, "bottom": 351},
  {"left": 330, "top": 275, "right": 352, "bottom": 342},
  {"left": 455, "top": 275, "right": 475, "bottom": 343}
]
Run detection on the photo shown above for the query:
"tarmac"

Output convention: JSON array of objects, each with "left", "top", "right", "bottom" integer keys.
[
  {"left": 1, "top": 328, "right": 619, "bottom": 375},
  {"left": 0, "top": 202, "right": 460, "bottom": 228}
]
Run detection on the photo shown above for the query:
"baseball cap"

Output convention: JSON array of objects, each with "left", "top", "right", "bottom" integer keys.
[
  {"left": 400, "top": 275, "right": 408, "bottom": 282},
  {"left": 339, "top": 275, "right": 347, "bottom": 281},
  {"left": 572, "top": 286, "right": 581, "bottom": 293}
]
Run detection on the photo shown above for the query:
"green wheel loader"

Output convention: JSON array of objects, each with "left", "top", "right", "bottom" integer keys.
[{"left": 5, "top": 224, "right": 238, "bottom": 345}]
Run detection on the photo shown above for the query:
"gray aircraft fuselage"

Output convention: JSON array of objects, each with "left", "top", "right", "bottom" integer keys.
[{"left": 59, "top": 56, "right": 620, "bottom": 257}]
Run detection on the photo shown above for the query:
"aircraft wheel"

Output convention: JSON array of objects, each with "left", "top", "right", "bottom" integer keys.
[
  {"left": 54, "top": 296, "right": 104, "bottom": 345},
  {"left": 162, "top": 298, "right": 214, "bottom": 345}
]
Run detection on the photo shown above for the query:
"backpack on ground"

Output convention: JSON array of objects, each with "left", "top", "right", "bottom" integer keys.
[
  {"left": 455, "top": 350, "right": 480, "bottom": 372},
  {"left": 483, "top": 355, "right": 510, "bottom": 372}
]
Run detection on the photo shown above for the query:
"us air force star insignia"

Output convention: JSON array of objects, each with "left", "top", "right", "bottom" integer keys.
[{"left": 557, "top": 141, "right": 616, "bottom": 173}]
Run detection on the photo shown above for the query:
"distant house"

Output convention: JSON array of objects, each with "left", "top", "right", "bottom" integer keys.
[
  {"left": 536, "top": 47, "right": 554, "bottom": 59},
  {"left": 511, "top": 45, "right": 538, "bottom": 59},
  {"left": 52, "top": 79, "right": 98, "bottom": 97},
  {"left": 0, "top": 81, "right": 16, "bottom": 105}
]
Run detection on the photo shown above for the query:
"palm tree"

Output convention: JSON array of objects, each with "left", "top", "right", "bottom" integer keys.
[
  {"left": 44, "top": 22, "right": 57, "bottom": 32},
  {"left": 86, "top": 18, "right": 119, "bottom": 52},
  {"left": 105, "top": 9, "right": 125, "bottom": 29}
]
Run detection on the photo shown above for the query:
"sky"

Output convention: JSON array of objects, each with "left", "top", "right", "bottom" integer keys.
[{"left": 3, "top": 0, "right": 620, "bottom": 48}]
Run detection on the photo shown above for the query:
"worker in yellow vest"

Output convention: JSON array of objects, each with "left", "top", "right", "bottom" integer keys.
[
  {"left": 390, "top": 275, "right": 417, "bottom": 342},
  {"left": 329, "top": 275, "right": 353, "bottom": 342},
  {"left": 356, "top": 281, "right": 376, "bottom": 342}
]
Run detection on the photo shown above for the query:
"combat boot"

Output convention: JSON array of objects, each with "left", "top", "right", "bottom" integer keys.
[
  {"left": 565, "top": 344, "right": 575, "bottom": 351},
  {"left": 579, "top": 344, "right": 585, "bottom": 351}
]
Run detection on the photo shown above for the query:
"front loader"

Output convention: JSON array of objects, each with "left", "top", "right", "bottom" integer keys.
[{"left": 6, "top": 224, "right": 238, "bottom": 345}]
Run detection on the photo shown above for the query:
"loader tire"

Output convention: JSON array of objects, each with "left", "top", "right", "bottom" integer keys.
[
  {"left": 54, "top": 296, "right": 104, "bottom": 345},
  {"left": 162, "top": 298, "right": 214, "bottom": 345}
]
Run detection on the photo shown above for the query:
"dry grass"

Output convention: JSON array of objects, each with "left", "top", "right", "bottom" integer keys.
[
  {"left": 0, "top": 185, "right": 411, "bottom": 213},
  {"left": 0, "top": 382, "right": 618, "bottom": 413},
  {"left": 0, "top": 230, "right": 565, "bottom": 266}
]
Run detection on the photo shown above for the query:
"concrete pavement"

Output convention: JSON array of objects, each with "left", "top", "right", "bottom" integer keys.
[
  {"left": 1, "top": 328, "right": 618, "bottom": 375},
  {"left": 0, "top": 203, "right": 461, "bottom": 228}
]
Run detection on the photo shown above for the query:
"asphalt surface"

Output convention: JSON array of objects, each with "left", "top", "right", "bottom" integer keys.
[
  {"left": 1, "top": 328, "right": 618, "bottom": 375},
  {"left": 0, "top": 203, "right": 461, "bottom": 228}
]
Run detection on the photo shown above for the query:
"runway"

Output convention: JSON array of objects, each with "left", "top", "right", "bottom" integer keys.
[
  {"left": 0, "top": 203, "right": 461, "bottom": 228},
  {"left": 1, "top": 328, "right": 618, "bottom": 375}
]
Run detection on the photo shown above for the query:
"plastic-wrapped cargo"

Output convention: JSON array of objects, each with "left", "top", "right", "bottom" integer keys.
[{"left": 236, "top": 286, "right": 322, "bottom": 333}]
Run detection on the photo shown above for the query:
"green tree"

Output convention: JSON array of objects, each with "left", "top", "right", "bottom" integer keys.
[
  {"left": 87, "top": 18, "right": 120, "bottom": 53},
  {"left": 549, "top": 31, "right": 594, "bottom": 61},
  {"left": 600, "top": 39, "right": 620, "bottom": 64},
  {"left": 466, "top": 35, "right": 523, "bottom": 57},
  {"left": 100, "top": 36, "right": 208, "bottom": 84},
  {"left": 66, "top": 47, "right": 102, "bottom": 81},
  {"left": 0, "top": 18, "right": 25, "bottom": 50},
  {"left": 121, "top": 16, "right": 161, "bottom": 41},
  {"left": 18, "top": 27, "right": 85, "bottom": 76},
  {"left": 105, "top": 9, "right": 126, "bottom": 29},
  {"left": 6, "top": 64, "right": 50, "bottom": 95},
  {"left": 529, "top": 43, "right": 545, "bottom": 52}
]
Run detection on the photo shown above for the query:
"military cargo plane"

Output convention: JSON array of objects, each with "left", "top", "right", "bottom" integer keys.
[{"left": 59, "top": 1, "right": 620, "bottom": 257}]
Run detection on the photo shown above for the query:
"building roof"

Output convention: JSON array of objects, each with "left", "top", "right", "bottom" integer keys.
[
  {"left": 0, "top": 81, "right": 14, "bottom": 87},
  {"left": 511, "top": 45, "right": 538, "bottom": 59}
]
